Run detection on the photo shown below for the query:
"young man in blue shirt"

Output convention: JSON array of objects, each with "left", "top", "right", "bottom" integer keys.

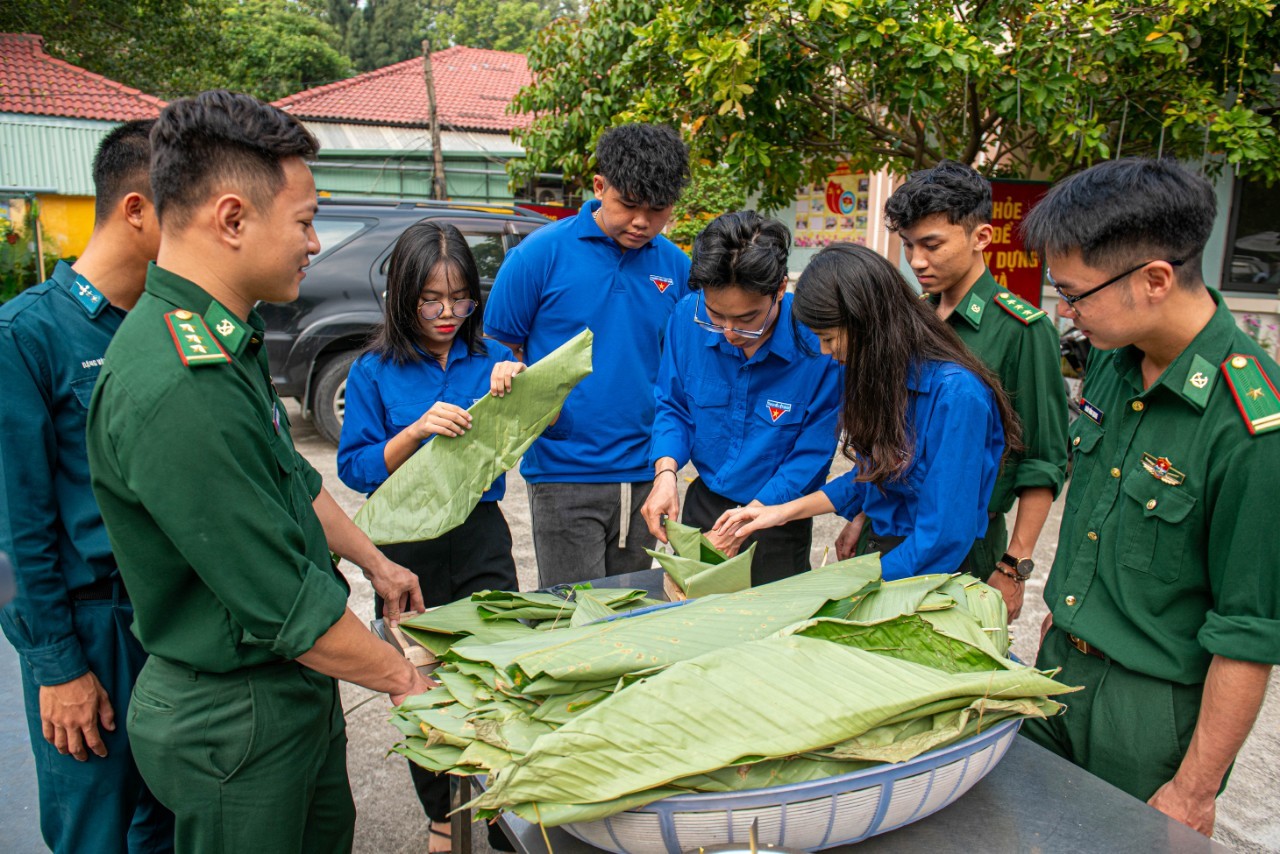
[
  {"left": 485, "top": 124, "right": 692, "bottom": 586},
  {"left": 0, "top": 121, "right": 174, "bottom": 853}
]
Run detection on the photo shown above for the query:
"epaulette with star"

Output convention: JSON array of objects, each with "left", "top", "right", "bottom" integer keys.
[
  {"left": 1221, "top": 353, "right": 1280, "bottom": 435},
  {"left": 994, "top": 291, "right": 1047, "bottom": 325},
  {"left": 164, "top": 310, "right": 231, "bottom": 368}
]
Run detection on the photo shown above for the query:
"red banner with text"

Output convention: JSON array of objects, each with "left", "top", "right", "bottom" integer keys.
[{"left": 985, "top": 181, "right": 1050, "bottom": 307}]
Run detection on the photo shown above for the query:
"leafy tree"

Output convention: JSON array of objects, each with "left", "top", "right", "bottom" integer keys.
[
  {"left": 1, "top": 0, "right": 226, "bottom": 98},
  {"left": 512, "top": 1, "right": 1280, "bottom": 209},
  {"left": 425, "top": 0, "right": 551, "bottom": 53},
  {"left": 340, "top": 0, "right": 424, "bottom": 71},
  {"left": 669, "top": 163, "right": 748, "bottom": 248},
  {"left": 221, "top": 0, "right": 353, "bottom": 101}
]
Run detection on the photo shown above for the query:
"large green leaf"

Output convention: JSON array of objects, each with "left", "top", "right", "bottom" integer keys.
[
  {"left": 355, "top": 329, "right": 593, "bottom": 544},
  {"left": 472, "top": 634, "right": 1075, "bottom": 811}
]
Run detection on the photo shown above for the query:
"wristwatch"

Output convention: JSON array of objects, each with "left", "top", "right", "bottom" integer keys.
[{"left": 999, "top": 552, "right": 1035, "bottom": 581}]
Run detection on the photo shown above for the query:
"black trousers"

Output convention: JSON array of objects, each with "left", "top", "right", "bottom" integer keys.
[
  {"left": 681, "top": 477, "right": 813, "bottom": 585},
  {"left": 375, "top": 502, "right": 517, "bottom": 831}
]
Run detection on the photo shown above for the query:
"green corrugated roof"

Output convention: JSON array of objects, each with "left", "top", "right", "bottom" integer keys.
[{"left": 0, "top": 114, "right": 116, "bottom": 196}]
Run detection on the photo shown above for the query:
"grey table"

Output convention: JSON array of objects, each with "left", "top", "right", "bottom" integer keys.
[{"left": 460, "top": 569, "right": 1228, "bottom": 852}]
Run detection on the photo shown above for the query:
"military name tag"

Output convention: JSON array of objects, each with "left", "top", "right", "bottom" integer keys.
[{"left": 1081, "top": 398, "right": 1104, "bottom": 426}]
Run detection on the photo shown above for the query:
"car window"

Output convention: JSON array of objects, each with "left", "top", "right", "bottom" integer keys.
[
  {"left": 313, "top": 218, "right": 374, "bottom": 262},
  {"left": 376, "top": 219, "right": 509, "bottom": 283}
]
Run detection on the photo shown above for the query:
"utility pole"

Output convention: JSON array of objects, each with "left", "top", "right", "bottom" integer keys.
[{"left": 422, "top": 39, "right": 447, "bottom": 201}]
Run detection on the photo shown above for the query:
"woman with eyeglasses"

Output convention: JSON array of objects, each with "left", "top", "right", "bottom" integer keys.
[
  {"left": 336, "top": 220, "right": 522, "bottom": 853},
  {"left": 713, "top": 242, "right": 1021, "bottom": 581},
  {"left": 640, "top": 211, "right": 843, "bottom": 584}
]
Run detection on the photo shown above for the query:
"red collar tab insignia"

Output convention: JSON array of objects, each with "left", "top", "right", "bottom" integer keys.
[
  {"left": 1141, "top": 452, "right": 1185, "bottom": 486},
  {"left": 650, "top": 275, "right": 673, "bottom": 293},
  {"left": 767, "top": 399, "right": 793, "bottom": 422}
]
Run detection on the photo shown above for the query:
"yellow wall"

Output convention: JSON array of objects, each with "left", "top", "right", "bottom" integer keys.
[{"left": 36, "top": 195, "right": 96, "bottom": 258}]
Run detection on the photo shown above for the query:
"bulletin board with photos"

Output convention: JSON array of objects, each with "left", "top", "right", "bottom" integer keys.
[{"left": 793, "top": 164, "right": 870, "bottom": 249}]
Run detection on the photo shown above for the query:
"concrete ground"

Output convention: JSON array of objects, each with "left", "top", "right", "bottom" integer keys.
[{"left": 2, "top": 402, "right": 1277, "bottom": 851}]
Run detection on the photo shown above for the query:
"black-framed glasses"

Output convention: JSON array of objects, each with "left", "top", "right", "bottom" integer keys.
[
  {"left": 1048, "top": 259, "right": 1184, "bottom": 307},
  {"left": 692, "top": 292, "right": 779, "bottom": 339},
  {"left": 419, "top": 297, "right": 477, "bottom": 320}
]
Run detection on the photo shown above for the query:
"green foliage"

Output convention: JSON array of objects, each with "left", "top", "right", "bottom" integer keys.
[
  {"left": 1, "top": 0, "right": 227, "bottom": 99},
  {"left": 668, "top": 163, "right": 749, "bottom": 247},
  {"left": 0, "top": 205, "right": 68, "bottom": 304},
  {"left": 221, "top": 0, "right": 353, "bottom": 101},
  {"left": 337, "top": 0, "right": 424, "bottom": 72},
  {"left": 511, "top": 0, "right": 1280, "bottom": 209},
  {"left": 2, "top": 0, "right": 355, "bottom": 101},
  {"left": 425, "top": 0, "right": 550, "bottom": 53}
]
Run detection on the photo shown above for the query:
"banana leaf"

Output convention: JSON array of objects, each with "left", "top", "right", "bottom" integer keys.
[
  {"left": 647, "top": 519, "right": 752, "bottom": 596},
  {"left": 355, "top": 329, "right": 593, "bottom": 544},
  {"left": 449, "top": 557, "right": 884, "bottom": 685},
  {"left": 787, "top": 612, "right": 1013, "bottom": 673},
  {"left": 471, "top": 634, "right": 1075, "bottom": 811}
]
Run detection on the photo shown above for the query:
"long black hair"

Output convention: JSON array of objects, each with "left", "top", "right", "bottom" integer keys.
[
  {"left": 793, "top": 243, "right": 1021, "bottom": 484},
  {"left": 688, "top": 210, "right": 790, "bottom": 295},
  {"left": 367, "top": 221, "right": 486, "bottom": 364}
]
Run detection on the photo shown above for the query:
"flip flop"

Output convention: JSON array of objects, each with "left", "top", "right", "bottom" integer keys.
[{"left": 429, "top": 820, "right": 452, "bottom": 854}]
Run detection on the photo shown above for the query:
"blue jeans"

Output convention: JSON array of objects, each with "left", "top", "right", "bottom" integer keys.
[{"left": 16, "top": 597, "right": 173, "bottom": 853}]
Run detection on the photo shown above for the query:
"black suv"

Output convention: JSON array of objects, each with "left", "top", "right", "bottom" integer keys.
[{"left": 259, "top": 198, "right": 549, "bottom": 445}]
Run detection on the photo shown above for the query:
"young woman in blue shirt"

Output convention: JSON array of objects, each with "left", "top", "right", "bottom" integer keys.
[
  {"left": 337, "top": 221, "right": 523, "bottom": 851},
  {"left": 714, "top": 243, "right": 1021, "bottom": 581},
  {"left": 641, "top": 211, "right": 843, "bottom": 583}
]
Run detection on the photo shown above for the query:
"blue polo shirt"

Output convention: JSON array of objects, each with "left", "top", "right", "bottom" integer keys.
[
  {"left": 652, "top": 293, "right": 842, "bottom": 505},
  {"left": 485, "top": 200, "right": 691, "bottom": 482},
  {"left": 0, "top": 261, "right": 125, "bottom": 685},
  {"left": 337, "top": 337, "right": 516, "bottom": 501},
  {"left": 820, "top": 360, "right": 1004, "bottom": 581}
]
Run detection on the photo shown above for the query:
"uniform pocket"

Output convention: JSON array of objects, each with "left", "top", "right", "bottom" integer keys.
[
  {"left": 204, "top": 676, "right": 257, "bottom": 783},
  {"left": 71, "top": 374, "right": 98, "bottom": 409},
  {"left": 1119, "top": 469, "right": 1196, "bottom": 583},
  {"left": 130, "top": 683, "right": 177, "bottom": 715},
  {"left": 687, "top": 377, "right": 730, "bottom": 439}
]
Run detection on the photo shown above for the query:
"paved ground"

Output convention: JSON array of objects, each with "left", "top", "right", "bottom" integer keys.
[{"left": 2, "top": 402, "right": 1277, "bottom": 851}]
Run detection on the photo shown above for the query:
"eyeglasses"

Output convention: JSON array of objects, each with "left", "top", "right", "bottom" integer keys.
[
  {"left": 419, "top": 296, "right": 477, "bottom": 320},
  {"left": 1048, "top": 259, "right": 1184, "bottom": 307},
  {"left": 692, "top": 292, "right": 778, "bottom": 340}
]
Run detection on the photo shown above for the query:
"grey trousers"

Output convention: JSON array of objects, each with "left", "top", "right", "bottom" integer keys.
[{"left": 526, "top": 481, "right": 657, "bottom": 587}]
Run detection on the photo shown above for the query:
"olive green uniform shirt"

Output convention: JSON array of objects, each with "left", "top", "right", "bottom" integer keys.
[
  {"left": 930, "top": 270, "right": 1069, "bottom": 515},
  {"left": 87, "top": 264, "right": 348, "bottom": 672},
  {"left": 1048, "top": 292, "right": 1280, "bottom": 685}
]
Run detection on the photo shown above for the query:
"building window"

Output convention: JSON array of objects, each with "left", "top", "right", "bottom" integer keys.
[{"left": 1224, "top": 178, "right": 1279, "bottom": 296}]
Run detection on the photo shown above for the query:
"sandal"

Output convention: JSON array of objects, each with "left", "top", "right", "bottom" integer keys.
[{"left": 429, "top": 820, "right": 452, "bottom": 854}]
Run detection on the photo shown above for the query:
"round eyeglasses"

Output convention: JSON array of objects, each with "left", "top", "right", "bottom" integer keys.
[
  {"left": 419, "top": 297, "right": 477, "bottom": 321},
  {"left": 692, "top": 292, "right": 778, "bottom": 340}
]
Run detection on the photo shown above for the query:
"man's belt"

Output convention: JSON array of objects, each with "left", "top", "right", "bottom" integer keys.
[
  {"left": 1067, "top": 633, "right": 1105, "bottom": 660},
  {"left": 69, "top": 577, "right": 129, "bottom": 602}
]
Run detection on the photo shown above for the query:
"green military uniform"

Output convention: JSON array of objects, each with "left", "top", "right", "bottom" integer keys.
[
  {"left": 895, "top": 271, "right": 1068, "bottom": 573},
  {"left": 1021, "top": 291, "right": 1280, "bottom": 800},
  {"left": 86, "top": 264, "right": 355, "bottom": 853}
]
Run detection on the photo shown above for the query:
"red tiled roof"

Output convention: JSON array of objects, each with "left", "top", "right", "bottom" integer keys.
[
  {"left": 0, "top": 33, "right": 166, "bottom": 121},
  {"left": 274, "top": 46, "right": 531, "bottom": 132}
]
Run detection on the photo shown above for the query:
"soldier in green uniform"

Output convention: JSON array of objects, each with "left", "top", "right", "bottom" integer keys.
[
  {"left": 837, "top": 161, "right": 1068, "bottom": 620},
  {"left": 86, "top": 91, "right": 434, "bottom": 853},
  {"left": 1019, "top": 158, "right": 1280, "bottom": 836}
]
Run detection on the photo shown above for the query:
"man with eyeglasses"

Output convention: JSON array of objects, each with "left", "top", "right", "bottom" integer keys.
[
  {"left": 839, "top": 160, "right": 1068, "bottom": 621},
  {"left": 485, "top": 124, "right": 692, "bottom": 587},
  {"left": 641, "top": 211, "right": 842, "bottom": 583},
  {"left": 1019, "top": 158, "right": 1280, "bottom": 837}
]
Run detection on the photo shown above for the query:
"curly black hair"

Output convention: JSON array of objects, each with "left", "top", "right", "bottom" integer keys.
[
  {"left": 594, "top": 124, "right": 690, "bottom": 209},
  {"left": 1020, "top": 158, "right": 1214, "bottom": 291},
  {"left": 150, "top": 90, "right": 319, "bottom": 228},
  {"left": 688, "top": 210, "right": 790, "bottom": 296},
  {"left": 92, "top": 119, "right": 154, "bottom": 221},
  {"left": 884, "top": 160, "right": 992, "bottom": 233}
]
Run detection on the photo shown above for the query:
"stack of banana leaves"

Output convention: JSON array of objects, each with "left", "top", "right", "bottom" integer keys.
[{"left": 390, "top": 557, "right": 1079, "bottom": 828}]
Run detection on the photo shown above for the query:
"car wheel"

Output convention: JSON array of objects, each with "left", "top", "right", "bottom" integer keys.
[{"left": 312, "top": 350, "right": 359, "bottom": 447}]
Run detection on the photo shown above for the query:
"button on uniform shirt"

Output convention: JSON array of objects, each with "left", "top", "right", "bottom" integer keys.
[
  {"left": 820, "top": 360, "right": 1004, "bottom": 580},
  {"left": 0, "top": 261, "right": 124, "bottom": 685},
  {"left": 651, "top": 293, "right": 842, "bottom": 506},
  {"left": 87, "top": 265, "right": 348, "bottom": 672},
  {"left": 484, "top": 201, "right": 691, "bottom": 483},
  {"left": 337, "top": 337, "right": 517, "bottom": 499},
  {"left": 1048, "top": 292, "right": 1280, "bottom": 685},
  {"left": 927, "top": 270, "right": 1068, "bottom": 513}
]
